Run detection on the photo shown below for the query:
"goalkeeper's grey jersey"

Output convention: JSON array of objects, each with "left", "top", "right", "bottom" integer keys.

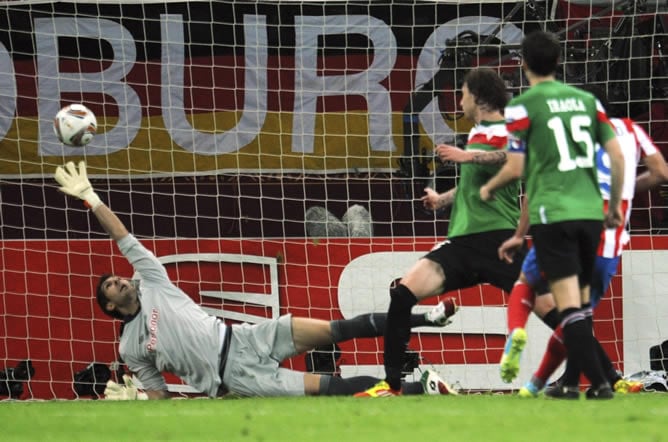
[{"left": 116, "top": 234, "right": 227, "bottom": 398}]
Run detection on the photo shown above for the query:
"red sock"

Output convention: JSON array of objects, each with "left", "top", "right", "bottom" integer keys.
[
  {"left": 506, "top": 281, "right": 535, "bottom": 331},
  {"left": 534, "top": 326, "right": 567, "bottom": 384}
]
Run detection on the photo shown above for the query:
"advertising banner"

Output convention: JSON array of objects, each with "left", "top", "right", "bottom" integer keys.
[
  {"left": 3, "top": 235, "right": 666, "bottom": 398},
  {"left": 0, "top": 1, "right": 526, "bottom": 176}
]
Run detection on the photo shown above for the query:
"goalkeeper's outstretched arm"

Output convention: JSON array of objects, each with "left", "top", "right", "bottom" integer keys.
[
  {"left": 90, "top": 204, "right": 129, "bottom": 242},
  {"left": 55, "top": 161, "right": 128, "bottom": 242}
]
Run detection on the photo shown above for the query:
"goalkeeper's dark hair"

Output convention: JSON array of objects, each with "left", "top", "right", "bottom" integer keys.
[
  {"left": 96, "top": 273, "right": 124, "bottom": 320},
  {"left": 521, "top": 30, "right": 560, "bottom": 76},
  {"left": 463, "top": 68, "right": 508, "bottom": 113}
]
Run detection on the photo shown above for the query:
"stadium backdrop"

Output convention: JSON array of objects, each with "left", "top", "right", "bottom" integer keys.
[{"left": 0, "top": 0, "right": 666, "bottom": 399}]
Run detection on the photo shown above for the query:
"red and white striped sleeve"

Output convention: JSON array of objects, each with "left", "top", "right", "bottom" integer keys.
[{"left": 630, "top": 121, "right": 659, "bottom": 159}]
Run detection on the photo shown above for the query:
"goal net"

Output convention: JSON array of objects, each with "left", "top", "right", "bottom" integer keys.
[{"left": 0, "top": 0, "right": 666, "bottom": 399}]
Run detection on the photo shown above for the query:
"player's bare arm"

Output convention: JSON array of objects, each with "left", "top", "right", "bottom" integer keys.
[
  {"left": 480, "top": 151, "right": 524, "bottom": 201},
  {"left": 435, "top": 144, "right": 507, "bottom": 166},
  {"left": 635, "top": 151, "right": 668, "bottom": 193},
  {"left": 435, "top": 144, "right": 475, "bottom": 163},
  {"left": 472, "top": 150, "right": 507, "bottom": 165},
  {"left": 421, "top": 186, "right": 456, "bottom": 211}
]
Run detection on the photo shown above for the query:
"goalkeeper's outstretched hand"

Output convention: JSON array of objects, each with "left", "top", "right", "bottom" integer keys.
[
  {"left": 54, "top": 161, "right": 102, "bottom": 210},
  {"left": 104, "top": 375, "right": 148, "bottom": 400}
]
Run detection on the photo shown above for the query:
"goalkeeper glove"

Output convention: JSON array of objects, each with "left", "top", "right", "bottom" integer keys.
[
  {"left": 104, "top": 375, "right": 149, "bottom": 400},
  {"left": 54, "top": 161, "right": 102, "bottom": 211}
]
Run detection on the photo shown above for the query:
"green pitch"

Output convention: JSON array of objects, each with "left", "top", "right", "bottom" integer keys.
[{"left": 1, "top": 394, "right": 667, "bottom": 442}]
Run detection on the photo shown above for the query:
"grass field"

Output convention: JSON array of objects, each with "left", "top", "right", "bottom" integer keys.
[{"left": 1, "top": 393, "right": 667, "bottom": 442}]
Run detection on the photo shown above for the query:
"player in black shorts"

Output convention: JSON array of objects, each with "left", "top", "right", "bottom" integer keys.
[
  {"left": 357, "top": 68, "right": 530, "bottom": 397},
  {"left": 479, "top": 31, "right": 625, "bottom": 399}
]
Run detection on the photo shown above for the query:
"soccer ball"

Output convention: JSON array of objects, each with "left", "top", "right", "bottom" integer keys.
[{"left": 53, "top": 104, "right": 97, "bottom": 147}]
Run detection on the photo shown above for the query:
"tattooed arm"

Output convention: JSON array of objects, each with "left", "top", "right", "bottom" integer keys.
[
  {"left": 470, "top": 150, "right": 507, "bottom": 165},
  {"left": 435, "top": 144, "right": 507, "bottom": 165},
  {"left": 421, "top": 187, "right": 456, "bottom": 211}
]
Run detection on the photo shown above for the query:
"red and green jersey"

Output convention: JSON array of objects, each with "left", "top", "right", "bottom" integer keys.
[
  {"left": 448, "top": 120, "right": 521, "bottom": 238},
  {"left": 505, "top": 80, "right": 616, "bottom": 225}
]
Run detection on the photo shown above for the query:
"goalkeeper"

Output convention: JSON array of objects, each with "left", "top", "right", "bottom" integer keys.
[{"left": 55, "top": 161, "right": 458, "bottom": 400}]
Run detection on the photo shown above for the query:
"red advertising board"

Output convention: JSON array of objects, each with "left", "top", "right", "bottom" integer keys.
[{"left": 4, "top": 235, "right": 666, "bottom": 399}]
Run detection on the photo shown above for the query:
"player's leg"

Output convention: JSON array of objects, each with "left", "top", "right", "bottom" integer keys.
[
  {"left": 519, "top": 325, "right": 567, "bottom": 397},
  {"left": 220, "top": 317, "right": 305, "bottom": 397},
  {"left": 520, "top": 256, "right": 622, "bottom": 397},
  {"left": 366, "top": 257, "right": 446, "bottom": 395},
  {"left": 569, "top": 257, "right": 626, "bottom": 396},
  {"left": 510, "top": 290, "right": 562, "bottom": 395},
  {"left": 543, "top": 276, "right": 588, "bottom": 399},
  {"left": 505, "top": 249, "right": 560, "bottom": 331},
  {"left": 589, "top": 336, "right": 643, "bottom": 393},
  {"left": 311, "top": 369, "right": 457, "bottom": 396},
  {"left": 576, "top": 231, "right": 615, "bottom": 399},
  {"left": 329, "top": 298, "right": 457, "bottom": 342},
  {"left": 589, "top": 255, "right": 618, "bottom": 310},
  {"left": 290, "top": 302, "right": 458, "bottom": 355},
  {"left": 502, "top": 298, "right": 560, "bottom": 387},
  {"left": 357, "top": 236, "right": 486, "bottom": 397},
  {"left": 500, "top": 291, "right": 565, "bottom": 386},
  {"left": 535, "top": 221, "right": 611, "bottom": 399},
  {"left": 477, "top": 233, "right": 532, "bottom": 383},
  {"left": 307, "top": 373, "right": 379, "bottom": 395},
  {"left": 356, "top": 245, "right": 459, "bottom": 397},
  {"left": 499, "top": 329, "right": 527, "bottom": 383},
  {"left": 218, "top": 317, "right": 397, "bottom": 397},
  {"left": 499, "top": 250, "right": 536, "bottom": 383},
  {"left": 505, "top": 296, "right": 562, "bottom": 388},
  {"left": 587, "top": 255, "right": 642, "bottom": 393},
  {"left": 506, "top": 254, "right": 538, "bottom": 334},
  {"left": 532, "top": 223, "right": 588, "bottom": 398}
]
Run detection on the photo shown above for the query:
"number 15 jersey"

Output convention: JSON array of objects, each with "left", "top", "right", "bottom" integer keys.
[{"left": 504, "top": 80, "right": 616, "bottom": 225}]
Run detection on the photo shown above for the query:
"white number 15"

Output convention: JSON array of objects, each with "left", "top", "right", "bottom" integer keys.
[{"left": 547, "top": 115, "right": 595, "bottom": 171}]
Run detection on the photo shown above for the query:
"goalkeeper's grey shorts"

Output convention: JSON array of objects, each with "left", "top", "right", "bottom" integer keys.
[{"left": 221, "top": 314, "right": 305, "bottom": 397}]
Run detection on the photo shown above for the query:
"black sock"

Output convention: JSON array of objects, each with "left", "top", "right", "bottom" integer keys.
[
  {"left": 583, "top": 312, "right": 620, "bottom": 385},
  {"left": 560, "top": 308, "right": 583, "bottom": 387},
  {"left": 319, "top": 375, "right": 381, "bottom": 395},
  {"left": 401, "top": 381, "right": 425, "bottom": 395},
  {"left": 384, "top": 284, "right": 418, "bottom": 390},
  {"left": 594, "top": 337, "right": 620, "bottom": 385},
  {"left": 331, "top": 312, "right": 432, "bottom": 342},
  {"left": 561, "top": 308, "right": 606, "bottom": 388},
  {"left": 541, "top": 307, "right": 560, "bottom": 330},
  {"left": 319, "top": 375, "right": 427, "bottom": 396}
]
